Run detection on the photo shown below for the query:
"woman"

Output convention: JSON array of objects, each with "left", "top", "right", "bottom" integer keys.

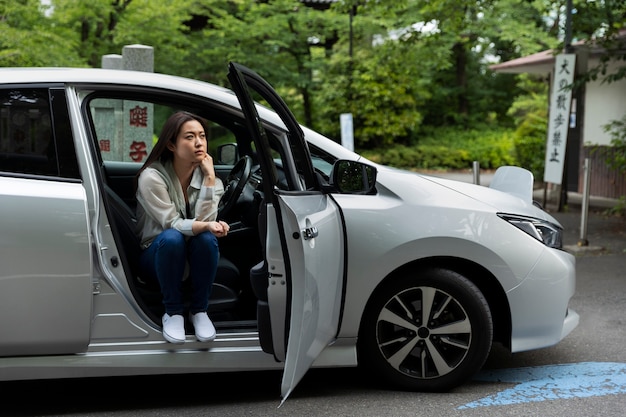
[{"left": 135, "top": 111, "right": 230, "bottom": 344}]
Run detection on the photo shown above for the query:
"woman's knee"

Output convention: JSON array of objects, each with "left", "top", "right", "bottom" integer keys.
[
  {"left": 193, "top": 231, "right": 219, "bottom": 250},
  {"left": 155, "top": 229, "right": 186, "bottom": 252}
]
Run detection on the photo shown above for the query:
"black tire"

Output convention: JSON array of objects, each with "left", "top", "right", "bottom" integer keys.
[{"left": 358, "top": 268, "right": 493, "bottom": 392}]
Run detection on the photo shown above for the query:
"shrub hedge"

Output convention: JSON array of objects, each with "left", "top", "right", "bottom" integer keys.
[{"left": 360, "top": 126, "right": 526, "bottom": 172}]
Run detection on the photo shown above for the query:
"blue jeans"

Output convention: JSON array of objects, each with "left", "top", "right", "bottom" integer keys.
[{"left": 139, "top": 229, "right": 219, "bottom": 316}]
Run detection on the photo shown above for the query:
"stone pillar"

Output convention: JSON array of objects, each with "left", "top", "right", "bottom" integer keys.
[
  {"left": 121, "top": 45, "right": 154, "bottom": 163},
  {"left": 101, "top": 54, "right": 123, "bottom": 70},
  {"left": 96, "top": 54, "right": 124, "bottom": 161},
  {"left": 97, "top": 45, "right": 155, "bottom": 163},
  {"left": 122, "top": 44, "right": 154, "bottom": 72}
]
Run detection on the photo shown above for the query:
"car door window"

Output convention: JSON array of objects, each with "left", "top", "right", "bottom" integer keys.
[
  {"left": 0, "top": 87, "right": 79, "bottom": 179},
  {"left": 84, "top": 94, "right": 243, "bottom": 206},
  {"left": 87, "top": 97, "right": 237, "bottom": 165},
  {"left": 308, "top": 143, "right": 337, "bottom": 179}
]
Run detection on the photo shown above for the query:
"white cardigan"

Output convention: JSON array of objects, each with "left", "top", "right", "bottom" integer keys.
[{"left": 135, "top": 160, "right": 224, "bottom": 249}]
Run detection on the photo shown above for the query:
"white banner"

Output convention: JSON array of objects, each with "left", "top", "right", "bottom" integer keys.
[
  {"left": 340, "top": 113, "right": 354, "bottom": 151},
  {"left": 543, "top": 54, "right": 576, "bottom": 184}
]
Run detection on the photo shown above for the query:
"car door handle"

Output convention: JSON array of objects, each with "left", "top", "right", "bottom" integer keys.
[{"left": 302, "top": 226, "right": 319, "bottom": 240}]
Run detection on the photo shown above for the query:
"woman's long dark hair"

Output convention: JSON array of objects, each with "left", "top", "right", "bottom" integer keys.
[{"left": 135, "top": 111, "right": 209, "bottom": 190}]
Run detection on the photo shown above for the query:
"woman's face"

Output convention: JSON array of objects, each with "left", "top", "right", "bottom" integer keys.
[{"left": 168, "top": 120, "right": 207, "bottom": 166}]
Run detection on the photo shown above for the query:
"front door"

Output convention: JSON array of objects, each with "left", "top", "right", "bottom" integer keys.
[
  {"left": 273, "top": 192, "right": 345, "bottom": 401},
  {"left": 227, "top": 62, "right": 345, "bottom": 401}
]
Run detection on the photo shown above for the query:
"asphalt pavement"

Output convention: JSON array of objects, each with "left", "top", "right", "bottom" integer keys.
[
  {"left": 550, "top": 198, "right": 626, "bottom": 255},
  {"left": 2, "top": 168, "right": 623, "bottom": 417}
]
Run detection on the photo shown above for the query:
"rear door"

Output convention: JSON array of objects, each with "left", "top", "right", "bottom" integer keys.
[
  {"left": 0, "top": 86, "right": 92, "bottom": 356},
  {"left": 227, "top": 62, "right": 345, "bottom": 401}
]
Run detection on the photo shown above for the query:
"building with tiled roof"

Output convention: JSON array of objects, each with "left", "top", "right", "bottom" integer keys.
[{"left": 490, "top": 33, "right": 626, "bottom": 200}]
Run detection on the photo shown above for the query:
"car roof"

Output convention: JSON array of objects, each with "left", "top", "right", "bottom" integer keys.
[
  {"left": 0, "top": 67, "right": 239, "bottom": 104},
  {"left": 0, "top": 67, "right": 221, "bottom": 86}
]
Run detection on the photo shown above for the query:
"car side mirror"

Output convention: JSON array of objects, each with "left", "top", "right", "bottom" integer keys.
[
  {"left": 217, "top": 143, "right": 239, "bottom": 165},
  {"left": 330, "top": 160, "right": 377, "bottom": 194}
]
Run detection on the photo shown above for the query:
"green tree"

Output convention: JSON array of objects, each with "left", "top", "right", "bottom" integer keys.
[
  {"left": 0, "top": 0, "right": 85, "bottom": 67},
  {"left": 315, "top": 0, "right": 446, "bottom": 147},
  {"left": 415, "top": 0, "right": 557, "bottom": 127},
  {"left": 5, "top": 0, "right": 623, "bottom": 163},
  {"left": 313, "top": 25, "right": 433, "bottom": 148},
  {"left": 321, "top": 0, "right": 560, "bottom": 147},
  {"left": 186, "top": 0, "right": 345, "bottom": 129},
  {"left": 48, "top": 0, "right": 131, "bottom": 67},
  {"left": 49, "top": 0, "right": 193, "bottom": 73},
  {"left": 507, "top": 74, "right": 549, "bottom": 178},
  {"left": 574, "top": 1, "right": 626, "bottom": 175}
]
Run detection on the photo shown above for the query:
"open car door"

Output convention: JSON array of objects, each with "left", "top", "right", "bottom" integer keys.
[{"left": 227, "top": 62, "right": 345, "bottom": 402}]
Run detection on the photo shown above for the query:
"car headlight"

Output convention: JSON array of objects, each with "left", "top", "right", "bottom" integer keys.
[{"left": 498, "top": 214, "right": 563, "bottom": 249}]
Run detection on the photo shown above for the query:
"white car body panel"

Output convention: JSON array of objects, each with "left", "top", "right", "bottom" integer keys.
[
  {"left": 0, "top": 177, "right": 92, "bottom": 356},
  {"left": 333, "top": 165, "right": 577, "bottom": 352}
]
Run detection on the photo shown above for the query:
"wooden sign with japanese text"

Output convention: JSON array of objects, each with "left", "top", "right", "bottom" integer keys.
[{"left": 543, "top": 54, "right": 576, "bottom": 185}]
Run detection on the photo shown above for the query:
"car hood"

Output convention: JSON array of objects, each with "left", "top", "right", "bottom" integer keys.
[{"left": 374, "top": 165, "right": 562, "bottom": 228}]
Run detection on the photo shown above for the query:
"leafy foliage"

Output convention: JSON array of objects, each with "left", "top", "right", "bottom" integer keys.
[
  {"left": 602, "top": 115, "right": 626, "bottom": 174},
  {"left": 314, "top": 39, "right": 429, "bottom": 148},
  {"left": 1, "top": 0, "right": 624, "bottom": 185},
  {"left": 361, "top": 126, "right": 517, "bottom": 170},
  {"left": 48, "top": 0, "right": 195, "bottom": 72},
  {"left": 507, "top": 74, "right": 550, "bottom": 179},
  {"left": 604, "top": 195, "right": 626, "bottom": 217},
  {"left": 0, "top": 0, "right": 85, "bottom": 67}
]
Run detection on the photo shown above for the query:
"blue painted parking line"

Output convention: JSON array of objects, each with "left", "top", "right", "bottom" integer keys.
[{"left": 459, "top": 362, "right": 626, "bottom": 409}]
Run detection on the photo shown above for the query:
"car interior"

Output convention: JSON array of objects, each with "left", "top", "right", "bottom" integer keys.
[{"left": 86, "top": 93, "right": 271, "bottom": 331}]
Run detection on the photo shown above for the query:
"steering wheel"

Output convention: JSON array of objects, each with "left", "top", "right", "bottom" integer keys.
[{"left": 217, "top": 155, "right": 253, "bottom": 221}]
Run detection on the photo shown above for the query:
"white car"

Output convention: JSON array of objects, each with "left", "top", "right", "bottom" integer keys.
[{"left": 0, "top": 63, "right": 578, "bottom": 400}]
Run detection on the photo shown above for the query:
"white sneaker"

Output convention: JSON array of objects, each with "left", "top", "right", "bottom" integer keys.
[
  {"left": 162, "top": 313, "right": 185, "bottom": 344},
  {"left": 190, "top": 312, "right": 216, "bottom": 342}
]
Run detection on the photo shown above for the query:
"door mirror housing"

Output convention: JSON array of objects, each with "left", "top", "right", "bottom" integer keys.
[{"left": 330, "top": 160, "right": 377, "bottom": 195}]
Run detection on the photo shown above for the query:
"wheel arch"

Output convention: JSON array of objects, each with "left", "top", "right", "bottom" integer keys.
[{"left": 358, "top": 256, "right": 512, "bottom": 351}]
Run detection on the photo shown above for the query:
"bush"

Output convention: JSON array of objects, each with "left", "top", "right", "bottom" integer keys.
[
  {"left": 511, "top": 112, "right": 547, "bottom": 179},
  {"left": 506, "top": 78, "right": 549, "bottom": 179},
  {"left": 603, "top": 115, "right": 626, "bottom": 174},
  {"left": 360, "top": 126, "right": 518, "bottom": 171}
]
